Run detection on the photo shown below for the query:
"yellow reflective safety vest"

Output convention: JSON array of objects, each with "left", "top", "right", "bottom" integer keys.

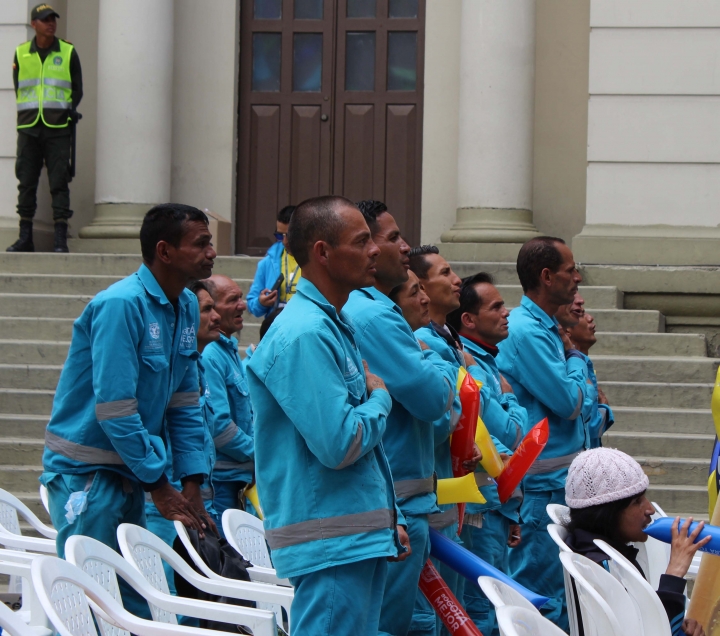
[{"left": 15, "top": 39, "right": 73, "bottom": 129}]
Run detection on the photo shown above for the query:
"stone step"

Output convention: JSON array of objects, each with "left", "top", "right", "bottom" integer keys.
[
  {"left": 0, "top": 414, "right": 47, "bottom": 438},
  {"left": 0, "top": 253, "right": 261, "bottom": 279},
  {"left": 586, "top": 309, "right": 663, "bottom": 334},
  {"left": 13, "top": 493, "right": 50, "bottom": 525},
  {"left": 603, "top": 430, "right": 715, "bottom": 459},
  {"left": 611, "top": 407, "right": 714, "bottom": 435},
  {"left": 450, "top": 262, "right": 523, "bottom": 284},
  {"left": 0, "top": 294, "right": 91, "bottom": 318},
  {"left": 496, "top": 285, "right": 622, "bottom": 310},
  {"left": 0, "top": 389, "right": 54, "bottom": 415},
  {"left": 0, "top": 466, "right": 43, "bottom": 493},
  {"left": 635, "top": 457, "right": 709, "bottom": 486},
  {"left": 0, "top": 317, "right": 76, "bottom": 341},
  {"left": 592, "top": 356, "right": 719, "bottom": 384},
  {"left": 602, "top": 381, "right": 713, "bottom": 409},
  {"left": 0, "top": 439, "right": 44, "bottom": 465},
  {"left": 0, "top": 340, "right": 69, "bottom": 365},
  {"left": 0, "top": 364, "right": 62, "bottom": 390},
  {"left": 591, "top": 332, "right": 707, "bottom": 357},
  {"left": 645, "top": 485, "right": 708, "bottom": 515}
]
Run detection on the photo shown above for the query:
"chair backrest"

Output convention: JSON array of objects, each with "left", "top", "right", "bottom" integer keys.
[
  {"left": 496, "top": 605, "right": 567, "bottom": 636},
  {"left": 0, "top": 598, "right": 42, "bottom": 636},
  {"left": 0, "top": 554, "right": 52, "bottom": 632},
  {"left": 477, "top": 576, "right": 539, "bottom": 614},
  {"left": 546, "top": 503, "right": 571, "bottom": 526},
  {"left": 593, "top": 539, "right": 672, "bottom": 636},
  {"left": 546, "top": 523, "right": 580, "bottom": 636},
  {"left": 547, "top": 523, "right": 572, "bottom": 553},
  {"left": 172, "top": 521, "right": 222, "bottom": 581},
  {"left": 0, "top": 488, "right": 57, "bottom": 540},
  {"left": 40, "top": 485, "right": 50, "bottom": 516},
  {"left": 222, "top": 509, "right": 273, "bottom": 568},
  {"left": 559, "top": 552, "right": 633, "bottom": 636}
]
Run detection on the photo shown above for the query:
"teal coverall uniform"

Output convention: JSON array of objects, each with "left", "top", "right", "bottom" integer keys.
[
  {"left": 201, "top": 334, "right": 255, "bottom": 521},
  {"left": 246, "top": 278, "right": 404, "bottom": 636},
  {"left": 581, "top": 354, "right": 614, "bottom": 448},
  {"left": 459, "top": 334, "right": 529, "bottom": 636},
  {"left": 345, "top": 287, "right": 457, "bottom": 636},
  {"left": 42, "top": 264, "right": 208, "bottom": 617},
  {"left": 496, "top": 296, "right": 592, "bottom": 630}
]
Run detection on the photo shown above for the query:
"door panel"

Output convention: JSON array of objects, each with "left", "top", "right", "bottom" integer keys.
[
  {"left": 342, "top": 104, "right": 375, "bottom": 201},
  {"left": 290, "top": 106, "right": 323, "bottom": 203},
  {"left": 385, "top": 103, "right": 417, "bottom": 240}
]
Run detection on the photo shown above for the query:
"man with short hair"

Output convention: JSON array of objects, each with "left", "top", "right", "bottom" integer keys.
[
  {"left": 247, "top": 195, "right": 408, "bottom": 636},
  {"left": 202, "top": 275, "right": 255, "bottom": 520},
  {"left": 447, "top": 273, "right": 529, "bottom": 636},
  {"left": 7, "top": 3, "right": 83, "bottom": 253},
  {"left": 496, "top": 236, "right": 591, "bottom": 629},
  {"left": 42, "top": 203, "right": 216, "bottom": 614},
  {"left": 344, "top": 201, "right": 457, "bottom": 636},
  {"left": 246, "top": 205, "right": 300, "bottom": 317}
]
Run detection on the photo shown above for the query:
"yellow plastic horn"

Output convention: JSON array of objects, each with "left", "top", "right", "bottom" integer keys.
[
  {"left": 712, "top": 366, "right": 720, "bottom": 439},
  {"left": 244, "top": 484, "right": 264, "bottom": 520},
  {"left": 436, "top": 472, "right": 487, "bottom": 505},
  {"left": 475, "top": 414, "right": 505, "bottom": 478},
  {"left": 456, "top": 366, "right": 468, "bottom": 391}
]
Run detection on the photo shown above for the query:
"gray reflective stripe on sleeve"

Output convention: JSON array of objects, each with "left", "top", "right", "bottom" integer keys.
[
  {"left": 449, "top": 408, "right": 461, "bottom": 433},
  {"left": 463, "top": 513, "right": 483, "bottom": 529},
  {"left": 265, "top": 508, "right": 394, "bottom": 550},
  {"left": 145, "top": 492, "right": 153, "bottom": 503},
  {"left": 17, "top": 102, "right": 39, "bottom": 111},
  {"left": 526, "top": 451, "right": 580, "bottom": 475},
  {"left": 18, "top": 79, "right": 40, "bottom": 88},
  {"left": 569, "top": 388, "right": 583, "bottom": 420},
  {"left": 598, "top": 409, "right": 608, "bottom": 437},
  {"left": 335, "top": 426, "right": 363, "bottom": 470},
  {"left": 213, "top": 421, "right": 239, "bottom": 448},
  {"left": 444, "top": 379, "right": 454, "bottom": 412},
  {"left": 95, "top": 398, "right": 138, "bottom": 421},
  {"left": 428, "top": 506, "right": 459, "bottom": 531},
  {"left": 214, "top": 460, "right": 255, "bottom": 471},
  {"left": 512, "top": 423, "right": 523, "bottom": 451},
  {"left": 475, "top": 475, "right": 496, "bottom": 488},
  {"left": 43, "top": 78, "right": 72, "bottom": 89},
  {"left": 167, "top": 391, "right": 200, "bottom": 409},
  {"left": 45, "top": 429, "right": 125, "bottom": 466},
  {"left": 42, "top": 100, "right": 72, "bottom": 109},
  {"left": 201, "top": 487, "right": 214, "bottom": 501},
  {"left": 394, "top": 476, "right": 435, "bottom": 499}
]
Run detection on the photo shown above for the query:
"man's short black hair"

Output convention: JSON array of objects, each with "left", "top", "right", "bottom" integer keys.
[
  {"left": 287, "top": 195, "right": 355, "bottom": 267},
  {"left": 277, "top": 205, "right": 296, "bottom": 225},
  {"left": 516, "top": 236, "right": 566, "bottom": 293},
  {"left": 356, "top": 200, "right": 388, "bottom": 233},
  {"left": 187, "top": 279, "right": 210, "bottom": 297},
  {"left": 447, "top": 272, "right": 495, "bottom": 331},
  {"left": 408, "top": 245, "right": 440, "bottom": 280},
  {"left": 140, "top": 203, "right": 209, "bottom": 265}
]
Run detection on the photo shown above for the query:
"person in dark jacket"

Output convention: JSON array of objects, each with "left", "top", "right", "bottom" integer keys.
[{"left": 564, "top": 447, "right": 709, "bottom": 636}]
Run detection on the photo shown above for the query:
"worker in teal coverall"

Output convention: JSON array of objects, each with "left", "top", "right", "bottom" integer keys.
[
  {"left": 246, "top": 196, "right": 410, "bottom": 636},
  {"left": 496, "top": 237, "right": 591, "bottom": 630},
  {"left": 344, "top": 201, "right": 459, "bottom": 636}
]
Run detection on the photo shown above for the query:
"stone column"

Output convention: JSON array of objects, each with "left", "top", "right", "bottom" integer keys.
[
  {"left": 79, "top": 0, "right": 173, "bottom": 242},
  {"left": 441, "top": 0, "right": 539, "bottom": 258}
]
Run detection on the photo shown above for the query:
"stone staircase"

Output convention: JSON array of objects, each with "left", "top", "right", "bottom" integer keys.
[{"left": 0, "top": 253, "right": 715, "bottom": 522}]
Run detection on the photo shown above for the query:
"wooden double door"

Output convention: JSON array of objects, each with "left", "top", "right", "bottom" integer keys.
[{"left": 236, "top": 0, "right": 426, "bottom": 255}]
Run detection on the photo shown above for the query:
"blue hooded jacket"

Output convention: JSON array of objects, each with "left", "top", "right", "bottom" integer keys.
[{"left": 246, "top": 241, "right": 283, "bottom": 318}]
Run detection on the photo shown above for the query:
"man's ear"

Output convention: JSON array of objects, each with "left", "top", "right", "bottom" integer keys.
[
  {"left": 312, "top": 240, "right": 330, "bottom": 267},
  {"left": 539, "top": 267, "right": 553, "bottom": 289},
  {"left": 155, "top": 240, "right": 173, "bottom": 265},
  {"left": 461, "top": 312, "right": 475, "bottom": 330}
]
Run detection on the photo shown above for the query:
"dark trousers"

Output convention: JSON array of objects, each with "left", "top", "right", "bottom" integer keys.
[{"left": 15, "top": 129, "right": 73, "bottom": 222}]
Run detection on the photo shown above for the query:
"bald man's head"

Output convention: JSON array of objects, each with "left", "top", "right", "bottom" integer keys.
[{"left": 207, "top": 274, "right": 246, "bottom": 336}]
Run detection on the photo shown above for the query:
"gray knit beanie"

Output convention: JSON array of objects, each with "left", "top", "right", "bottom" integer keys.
[{"left": 565, "top": 448, "right": 649, "bottom": 509}]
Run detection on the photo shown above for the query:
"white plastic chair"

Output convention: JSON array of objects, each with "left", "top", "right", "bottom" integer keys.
[
  {"left": 0, "top": 489, "right": 57, "bottom": 555},
  {"left": 546, "top": 523, "right": 580, "bottom": 636},
  {"left": 546, "top": 503, "right": 570, "bottom": 526},
  {"left": 477, "top": 576, "right": 539, "bottom": 614},
  {"left": 65, "top": 534, "right": 280, "bottom": 636},
  {"left": 117, "top": 523, "right": 293, "bottom": 632},
  {"left": 0, "top": 549, "right": 52, "bottom": 635},
  {"left": 559, "top": 551, "right": 635, "bottom": 636},
  {"left": 496, "top": 605, "right": 567, "bottom": 636},
  {"left": 593, "top": 539, "right": 672, "bottom": 636},
  {"left": 39, "top": 486, "right": 50, "bottom": 516},
  {"left": 30, "top": 555, "right": 277, "bottom": 636},
  {"left": 0, "top": 599, "right": 47, "bottom": 636}
]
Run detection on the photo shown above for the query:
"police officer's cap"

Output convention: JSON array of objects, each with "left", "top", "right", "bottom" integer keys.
[{"left": 31, "top": 4, "right": 60, "bottom": 21}]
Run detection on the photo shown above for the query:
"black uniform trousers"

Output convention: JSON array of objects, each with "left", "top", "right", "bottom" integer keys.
[{"left": 15, "top": 127, "right": 73, "bottom": 222}]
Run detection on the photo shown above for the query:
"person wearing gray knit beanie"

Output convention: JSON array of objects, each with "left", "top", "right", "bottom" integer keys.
[{"left": 564, "top": 448, "right": 709, "bottom": 636}]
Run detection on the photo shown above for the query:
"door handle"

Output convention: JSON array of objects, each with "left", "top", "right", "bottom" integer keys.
[{"left": 321, "top": 114, "right": 329, "bottom": 122}]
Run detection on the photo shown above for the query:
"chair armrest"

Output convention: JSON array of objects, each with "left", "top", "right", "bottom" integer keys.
[
  {"left": 0, "top": 533, "right": 56, "bottom": 554},
  {"left": 179, "top": 569, "right": 293, "bottom": 610},
  {"left": 144, "top": 592, "right": 278, "bottom": 626},
  {"left": 248, "top": 566, "right": 291, "bottom": 586}
]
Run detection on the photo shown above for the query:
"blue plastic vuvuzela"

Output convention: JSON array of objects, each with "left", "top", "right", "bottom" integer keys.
[{"left": 643, "top": 517, "right": 720, "bottom": 556}]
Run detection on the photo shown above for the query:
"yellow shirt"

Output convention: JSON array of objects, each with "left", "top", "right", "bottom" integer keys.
[{"left": 279, "top": 249, "right": 301, "bottom": 303}]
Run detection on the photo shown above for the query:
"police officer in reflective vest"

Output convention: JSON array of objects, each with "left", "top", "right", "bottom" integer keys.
[{"left": 7, "top": 3, "right": 82, "bottom": 253}]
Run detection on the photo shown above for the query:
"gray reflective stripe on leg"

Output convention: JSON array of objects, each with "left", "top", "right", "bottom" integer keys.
[
  {"left": 394, "top": 476, "right": 435, "bottom": 499},
  {"left": 569, "top": 388, "right": 583, "bottom": 420},
  {"left": 214, "top": 460, "right": 255, "bottom": 471},
  {"left": 428, "top": 507, "right": 459, "bottom": 531},
  {"left": 45, "top": 430, "right": 125, "bottom": 466},
  {"left": 213, "top": 421, "right": 238, "bottom": 448},
  {"left": 95, "top": 398, "right": 138, "bottom": 421},
  {"left": 201, "top": 487, "right": 214, "bottom": 501},
  {"left": 335, "top": 426, "right": 363, "bottom": 469},
  {"left": 265, "top": 508, "right": 394, "bottom": 550},
  {"left": 167, "top": 391, "right": 200, "bottom": 409},
  {"left": 526, "top": 451, "right": 580, "bottom": 475}
]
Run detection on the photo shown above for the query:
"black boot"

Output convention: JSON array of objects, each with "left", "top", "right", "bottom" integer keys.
[
  {"left": 53, "top": 222, "right": 69, "bottom": 253},
  {"left": 6, "top": 220, "right": 34, "bottom": 252}
]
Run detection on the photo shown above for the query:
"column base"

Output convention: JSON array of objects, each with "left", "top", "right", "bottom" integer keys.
[
  {"left": 78, "top": 203, "right": 152, "bottom": 239},
  {"left": 573, "top": 224, "right": 720, "bottom": 266},
  {"left": 440, "top": 208, "right": 540, "bottom": 243}
]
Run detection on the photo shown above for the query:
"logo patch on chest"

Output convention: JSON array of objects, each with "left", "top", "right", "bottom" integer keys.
[
  {"left": 181, "top": 325, "right": 196, "bottom": 348},
  {"left": 345, "top": 356, "right": 359, "bottom": 377},
  {"left": 53, "top": 56, "right": 62, "bottom": 65},
  {"left": 149, "top": 323, "right": 160, "bottom": 339}
]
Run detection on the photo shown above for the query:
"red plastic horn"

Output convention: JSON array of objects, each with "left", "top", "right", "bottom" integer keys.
[
  {"left": 496, "top": 418, "right": 549, "bottom": 504},
  {"left": 450, "top": 372, "right": 480, "bottom": 478},
  {"left": 419, "top": 560, "right": 484, "bottom": 636}
]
